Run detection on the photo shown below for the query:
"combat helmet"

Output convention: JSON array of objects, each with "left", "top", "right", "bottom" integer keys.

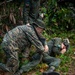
[
  {"left": 32, "top": 19, "right": 45, "bottom": 30},
  {"left": 62, "top": 38, "right": 70, "bottom": 50}
]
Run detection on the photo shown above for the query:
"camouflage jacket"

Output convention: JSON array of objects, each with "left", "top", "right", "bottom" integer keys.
[
  {"left": 1, "top": 25, "right": 45, "bottom": 52},
  {"left": 47, "top": 38, "right": 62, "bottom": 56}
]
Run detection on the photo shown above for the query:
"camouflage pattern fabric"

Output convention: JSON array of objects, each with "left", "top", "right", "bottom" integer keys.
[
  {"left": 42, "top": 53, "right": 61, "bottom": 68},
  {"left": 30, "top": 38, "right": 62, "bottom": 71},
  {"left": 17, "top": 52, "right": 60, "bottom": 74},
  {"left": 48, "top": 37, "right": 70, "bottom": 56},
  {"left": 20, "top": 54, "right": 43, "bottom": 73},
  {"left": 1, "top": 25, "right": 44, "bottom": 74},
  {"left": 48, "top": 38, "right": 62, "bottom": 57},
  {"left": 14, "top": 37, "right": 69, "bottom": 74},
  {"left": 32, "top": 52, "right": 61, "bottom": 68},
  {"left": 62, "top": 38, "right": 70, "bottom": 50},
  {"left": 29, "top": 0, "right": 40, "bottom": 19},
  {"left": 23, "top": 0, "right": 41, "bottom": 24}
]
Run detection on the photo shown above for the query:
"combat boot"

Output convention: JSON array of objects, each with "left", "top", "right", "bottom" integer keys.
[{"left": 43, "top": 66, "right": 55, "bottom": 75}]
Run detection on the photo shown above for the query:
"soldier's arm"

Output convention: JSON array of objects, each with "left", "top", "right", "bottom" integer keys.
[
  {"left": 34, "top": 33, "right": 49, "bottom": 53},
  {"left": 25, "top": 31, "right": 45, "bottom": 53}
]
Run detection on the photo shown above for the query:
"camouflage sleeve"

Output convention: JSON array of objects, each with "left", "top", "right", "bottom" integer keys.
[
  {"left": 25, "top": 31, "right": 45, "bottom": 53},
  {"left": 38, "top": 34, "right": 47, "bottom": 46},
  {"left": 51, "top": 38, "right": 62, "bottom": 55}
]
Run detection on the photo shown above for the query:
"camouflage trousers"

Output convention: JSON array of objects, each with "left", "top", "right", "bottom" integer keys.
[
  {"left": 1, "top": 42, "right": 61, "bottom": 74},
  {"left": 1, "top": 42, "right": 19, "bottom": 74},
  {"left": 32, "top": 53, "right": 61, "bottom": 68},
  {"left": 18, "top": 53, "right": 61, "bottom": 73},
  {"left": 1, "top": 41, "right": 30, "bottom": 75},
  {"left": 42, "top": 53, "right": 61, "bottom": 68}
]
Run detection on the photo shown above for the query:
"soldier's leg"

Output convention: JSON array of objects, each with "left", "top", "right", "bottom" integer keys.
[
  {"left": 1, "top": 47, "right": 19, "bottom": 75},
  {"left": 43, "top": 53, "right": 61, "bottom": 74},
  {"left": 21, "top": 47, "right": 30, "bottom": 64},
  {"left": 14, "top": 53, "right": 43, "bottom": 75},
  {"left": 43, "top": 53, "right": 61, "bottom": 68},
  {"left": 14, "top": 60, "right": 41, "bottom": 75},
  {"left": 23, "top": 0, "right": 30, "bottom": 24},
  {"left": 20, "top": 59, "right": 41, "bottom": 72},
  {"left": 14, "top": 47, "right": 30, "bottom": 74}
]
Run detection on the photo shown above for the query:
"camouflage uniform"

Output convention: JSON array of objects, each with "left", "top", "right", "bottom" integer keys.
[
  {"left": 43, "top": 37, "right": 70, "bottom": 69},
  {"left": 30, "top": 38, "right": 61, "bottom": 74},
  {"left": 23, "top": 0, "right": 41, "bottom": 24},
  {"left": 16, "top": 38, "right": 69, "bottom": 74},
  {"left": 42, "top": 38, "right": 62, "bottom": 70},
  {"left": 48, "top": 37, "right": 70, "bottom": 57},
  {"left": 32, "top": 37, "right": 70, "bottom": 75},
  {"left": 1, "top": 24, "right": 45, "bottom": 74}
]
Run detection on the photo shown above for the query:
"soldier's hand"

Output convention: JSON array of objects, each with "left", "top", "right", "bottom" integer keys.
[
  {"left": 60, "top": 43, "right": 66, "bottom": 54},
  {"left": 60, "top": 49, "right": 66, "bottom": 54},
  {"left": 44, "top": 45, "right": 49, "bottom": 52},
  {"left": 26, "top": 23, "right": 30, "bottom": 26}
]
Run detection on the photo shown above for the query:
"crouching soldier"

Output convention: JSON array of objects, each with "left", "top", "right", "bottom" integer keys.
[
  {"left": 0, "top": 19, "right": 48, "bottom": 75},
  {"left": 23, "top": 0, "right": 43, "bottom": 25}
]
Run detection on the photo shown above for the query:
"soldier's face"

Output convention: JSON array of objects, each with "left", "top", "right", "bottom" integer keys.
[{"left": 36, "top": 27, "right": 44, "bottom": 34}]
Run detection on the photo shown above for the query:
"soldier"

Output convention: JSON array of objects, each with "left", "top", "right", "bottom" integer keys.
[
  {"left": 23, "top": 0, "right": 42, "bottom": 25},
  {"left": 32, "top": 37, "right": 70, "bottom": 75},
  {"left": 42, "top": 37, "right": 70, "bottom": 75},
  {"left": 17, "top": 0, "right": 43, "bottom": 25},
  {"left": 48, "top": 37, "right": 70, "bottom": 57},
  {"left": 0, "top": 19, "right": 49, "bottom": 75}
]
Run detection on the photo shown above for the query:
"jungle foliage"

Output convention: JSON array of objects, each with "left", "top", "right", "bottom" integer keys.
[
  {"left": 0, "top": 0, "right": 75, "bottom": 75},
  {"left": 45, "top": 0, "right": 75, "bottom": 34}
]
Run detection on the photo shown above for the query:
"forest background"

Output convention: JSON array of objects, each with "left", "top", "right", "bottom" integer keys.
[{"left": 0, "top": 0, "right": 75, "bottom": 75}]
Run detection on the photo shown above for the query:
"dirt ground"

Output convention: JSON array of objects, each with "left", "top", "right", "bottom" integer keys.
[{"left": 66, "top": 57, "right": 75, "bottom": 75}]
